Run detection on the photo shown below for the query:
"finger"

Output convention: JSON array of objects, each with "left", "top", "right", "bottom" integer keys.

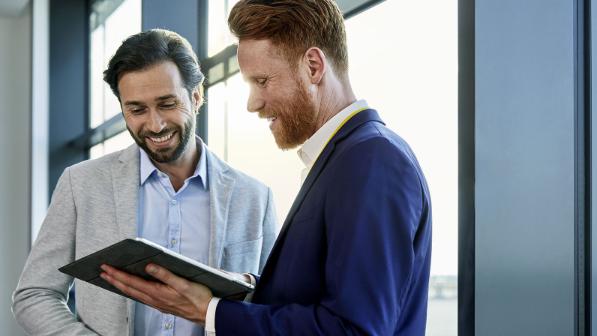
[
  {"left": 145, "top": 264, "right": 190, "bottom": 294},
  {"left": 100, "top": 271, "right": 155, "bottom": 305},
  {"left": 101, "top": 264, "right": 160, "bottom": 296},
  {"left": 101, "top": 270, "right": 188, "bottom": 316}
]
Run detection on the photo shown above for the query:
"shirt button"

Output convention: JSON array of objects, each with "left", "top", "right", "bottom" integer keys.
[
  {"left": 170, "top": 239, "right": 177, "bottom": 247},
  {"left": 170, "top": 199, "right": 177, "bottom": 205},
  {"left": 164, "top": 322, "right": 173, "bottom": 329}
]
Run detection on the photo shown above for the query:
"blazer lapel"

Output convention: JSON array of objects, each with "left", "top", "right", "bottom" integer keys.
[
  {"left": 205, "top": 149, "right": 236, "bottom": 268},
  {"left": 257, "top": 138, "right": 337, "bottom": 283},
  {"left": 111, "top": 144, "right": 139, "bottom": 240},
  {"left": 258, "top": 109, "right": 384, "bottom": 282}
]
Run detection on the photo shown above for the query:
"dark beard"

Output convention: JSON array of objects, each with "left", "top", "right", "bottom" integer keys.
[{"left": 128, "top": 117, "right": 195, "bottom": 163}]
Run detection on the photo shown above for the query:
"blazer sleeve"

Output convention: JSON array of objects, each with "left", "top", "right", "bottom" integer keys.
[
  {"left": 214, "top": 137, "right": 425, "bottom": 335},
  {"left": 258, "top": 188, "right": 277, "bottom": 273},
  {"left": 12, "top": 168, "right": 98, "bottom": 335}
]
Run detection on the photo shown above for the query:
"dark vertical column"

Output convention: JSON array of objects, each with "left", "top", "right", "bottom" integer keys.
[
  {"left": 458, "top": 0, "right": 475, "bottom": 335},
  {"left": 142, "top": 0, "right": 209, "bottom": 142},
  {"left": 576, "top": 0, "right": 591, "bottom": 334},
  {"left": 49, "top": 0, "right": 88, "bottom": 196},
  {"left": 574, "top": 0, "right": 592, "bottom": 336}
]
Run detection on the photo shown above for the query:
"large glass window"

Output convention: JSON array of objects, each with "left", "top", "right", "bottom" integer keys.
[
  {"left": 208, "top": 0, "right": 240, "bottom": 57},
  {"left": 206, "top": 0, "right": 304, "bottom": 225},
  {"left": 345, "top": 1, "right": 458, "bottom": 334},
  {"left": 88, "top": 0, "right": 140, "bottom": 158},
  {"left": 208, "top": 75, "right": 304, "bottom": 226},
  {"left": 207, "top": 1, "right": 458, "bottom": 335},
  {"left": 85, "top": 1, "right": 457, "bottom": 332}
]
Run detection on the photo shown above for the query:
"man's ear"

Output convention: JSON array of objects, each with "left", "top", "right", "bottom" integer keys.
[
  {"left": 192, "top": 89, "right": 202, "bottom": 113},
  {"left": 304, "top": 47, "right": 326, "bottom": 85}
]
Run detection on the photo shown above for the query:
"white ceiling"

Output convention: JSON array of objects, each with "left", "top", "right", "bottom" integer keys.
[{"left": 0, "top": 0, "right": 29, "bottom": 17}]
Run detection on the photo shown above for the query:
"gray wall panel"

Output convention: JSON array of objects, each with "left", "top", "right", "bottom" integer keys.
[
  {"left": 0, "top": 6, "right": 30, "bottom": 336},
  {"left": 475, "top": 0, "right": 576, "bottom": 335}
]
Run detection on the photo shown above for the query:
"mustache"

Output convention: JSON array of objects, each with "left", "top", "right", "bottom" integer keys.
[{"left": 258, "top": 111, "right": 277, "bottom": 119}]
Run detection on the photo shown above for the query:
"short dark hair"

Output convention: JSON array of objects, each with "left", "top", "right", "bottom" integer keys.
[
  {"left": 103, "top": 29, "right": 205, "bottom": 100},
  {"left": 228, "top": 0, "right": 348, "bottom": 76}
]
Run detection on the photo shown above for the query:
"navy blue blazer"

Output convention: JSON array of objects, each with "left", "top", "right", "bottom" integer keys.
[{"left": 216, "top": 109, "right": 432, "bottom": 335}]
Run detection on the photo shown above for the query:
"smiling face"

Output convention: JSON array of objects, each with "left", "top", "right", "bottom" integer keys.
[
  {"left": 237, "top": 39, "right": 318, "bottom": 150},
  {"left": 118, "top": 61, "right": 200, "bottom": 163}
]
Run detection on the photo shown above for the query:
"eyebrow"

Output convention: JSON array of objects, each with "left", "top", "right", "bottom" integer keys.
[
  {"left": 244, "top": 73, "right": 270, "bottom": 82},
  {"left": 123, "top": 94, "right": 178, "bottom": 106},
  {"left": 155, "top": 94, "right": 178, "bottom": 101},
  {"left": 123, "top": 101, "right": 144, "bottom": 107}
]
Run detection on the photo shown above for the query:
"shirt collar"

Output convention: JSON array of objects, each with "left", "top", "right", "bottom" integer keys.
[
  {"left": 139, "top": 135, "right": 208, "bottom": 189},
  {"left": 298, "top": 99, "right": 369, "bottom": 168}
]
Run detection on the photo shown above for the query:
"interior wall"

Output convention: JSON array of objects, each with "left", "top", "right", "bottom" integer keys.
[
  {"left": 475, "top": 0, "right": 576, "bottom": 335},
  {"left": 0, "top": 5, "right": 31, "bottom": 336}
]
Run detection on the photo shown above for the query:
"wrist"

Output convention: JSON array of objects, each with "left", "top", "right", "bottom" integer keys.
[{"left": 191, "top": 295, "right": 212, "bottom": 325}]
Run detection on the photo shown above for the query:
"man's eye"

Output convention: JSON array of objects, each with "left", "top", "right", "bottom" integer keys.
[
  {"left": 256, "top": 78, "right": 267, "bottom": 87},
  {"left": 130, "top": 107, "right": 145, "bottom": 114},
  {"left": 161, "top": 103, "right": 176, "bottom": 109}
]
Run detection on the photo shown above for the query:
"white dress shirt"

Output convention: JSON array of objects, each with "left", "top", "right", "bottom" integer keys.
[
  {"left": 204, "top": 99, "right": 369, "bottom": 335},
  {"left": 297, "top": 99, "right": 369, "bottom": 182}
]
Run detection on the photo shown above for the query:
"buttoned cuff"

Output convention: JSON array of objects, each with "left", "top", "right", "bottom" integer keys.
[{"left": 205, "top": 297, "right": 221, "bottom": 334}]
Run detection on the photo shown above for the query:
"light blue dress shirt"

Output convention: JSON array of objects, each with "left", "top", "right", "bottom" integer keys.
[{"left": 134, "top": 137, "right": 210, "bottom": 336}]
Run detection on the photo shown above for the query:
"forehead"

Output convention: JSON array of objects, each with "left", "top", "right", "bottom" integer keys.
[
  {"left": 118, "top": 61, "right": 186, "bottom": 100},
  {"left": 237, "top": 39, "right": 291, "bottom": 76}
]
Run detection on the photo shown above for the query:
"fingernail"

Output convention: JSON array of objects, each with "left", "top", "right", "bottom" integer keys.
[
  {"left": 147, "top": 265, "right": 157, "bottom": 274},
  {"left": 100, "top": 265, "right": 108, "bottom": 272}
]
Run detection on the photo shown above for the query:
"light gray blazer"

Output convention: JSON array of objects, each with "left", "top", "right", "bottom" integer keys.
[{"left": 12, "top": 144, "right": 277, "bottom": 336}]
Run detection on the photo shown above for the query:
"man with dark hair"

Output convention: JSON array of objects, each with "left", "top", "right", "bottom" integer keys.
[
  {"left": 99, "top": 1, "right": 432, "bottom": 335},
  {"left": 12, "top": 29, "right": 277, "bottom": 336}
]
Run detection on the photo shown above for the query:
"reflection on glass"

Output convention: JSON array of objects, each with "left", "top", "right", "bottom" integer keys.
[{"left": 346, "top": 1, "right": 458, "bottom": 335}]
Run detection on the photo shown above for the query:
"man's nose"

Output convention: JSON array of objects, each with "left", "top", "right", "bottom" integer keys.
[
  {"left": 247, "top": 88, "right": 265, "bottom": 113},
  {"left": 147, "top": 110, "right": 167, "bottom": 133}
]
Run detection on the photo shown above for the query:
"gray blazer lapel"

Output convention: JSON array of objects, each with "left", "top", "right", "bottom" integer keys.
[
  {"left": 205, "top": 149, "right": 235, "bottom": 268},
  {"left": 111, "top": 144, "right": 139, "bottom": 335},
  {"left": 111, "top": 144, "right": 139, "bottom": 240}
]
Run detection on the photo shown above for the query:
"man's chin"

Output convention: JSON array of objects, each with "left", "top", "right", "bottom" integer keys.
[
  {"left": 273, "top": 134, "right": 301, "bottom": 150},
  {"left": 143, "top": 145, "right": 176, "bottom": 163}
]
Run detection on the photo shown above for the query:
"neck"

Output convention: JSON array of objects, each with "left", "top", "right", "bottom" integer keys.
[
  {"left": 314, "top": 77, "right": 357, "bottom": 131},
  {"left": 153, "top": 139, "right": 199, "bottom": 191}
]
